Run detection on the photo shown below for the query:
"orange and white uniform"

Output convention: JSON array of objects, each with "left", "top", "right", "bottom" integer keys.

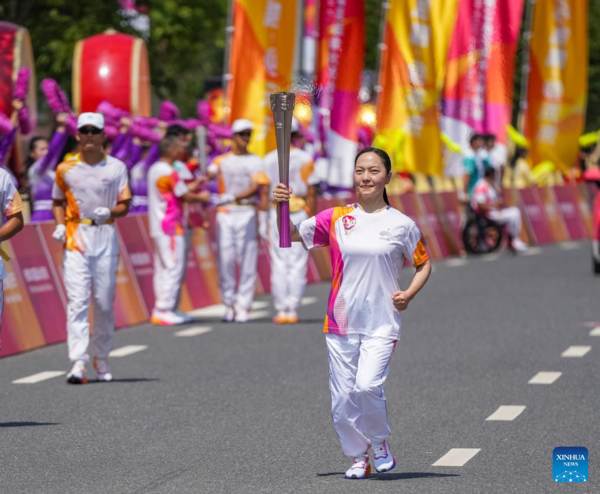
[
  {"left": 264, "top": 147, "right": 319, "bottom": 314},
  {"left": 0, "top": 168, "right": 24, "bottom": 335},
  {"left": 208, "top": 152, "right": 269, "bottom": 311},
  {"left": 52, "top": 154, "right": 131, "bottom": 364}
]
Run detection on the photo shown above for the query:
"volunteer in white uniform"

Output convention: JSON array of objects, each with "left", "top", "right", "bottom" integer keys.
[
  {"left": 273, "top": 147, "right": 432, "bottom": 479},
  {"left": 0, "top": 169, "right": 24, "bottom": 351},
  {"left": 264, "top": 118, "right": 319, "bottom": 324},
  {"left": 208, "top": 119, "right": 270, "bottom": 323},
  {"left": 148, "top": 135, "right": 211, "bottom": 326},
  {"left": 52, "top": 113, "right": 131, "bottom": 384}
]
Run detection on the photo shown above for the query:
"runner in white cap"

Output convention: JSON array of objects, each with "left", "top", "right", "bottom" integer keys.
[
  {"left": 208, "top": 119, "right": 270, "bottom": 323},
  {"left": 264, "top": 118, "right": 319, "bottom": 323},
  {"left": 52, "top": 112, "right": 131, "bottom": 384}
]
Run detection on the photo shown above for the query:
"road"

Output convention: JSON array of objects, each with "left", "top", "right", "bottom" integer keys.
[{"left": 0, "top": 241, "right": 598, "bottom": 493}]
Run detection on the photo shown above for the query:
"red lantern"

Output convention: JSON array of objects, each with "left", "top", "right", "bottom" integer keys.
[{"left": 72, "top": 30, "right": 151, "bottom": 116}]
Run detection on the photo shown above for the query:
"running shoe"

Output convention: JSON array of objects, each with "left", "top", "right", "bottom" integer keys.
[
  {"left": 151, "top": 309, "right": 186, "bottom": 326},
  {"left": 66, "top": 360, "right": 87, "bottom": 385},
  {"left": 273, "top": 311, "right": 287, "bottom": 324},
  {"left": 373, "top": 440, "right": 396, "bottom": 473},
  {"left": 235, "top": 308, "right": 249, "bottom": 323},
  {"left": 512, "top": 238, "right": 528, "bottom": 252},
  {"left": 174, "top": 309, "right": 194, "bottom": 323},
  {"left": 345, "top": 455, "right": 371, "bottom": 479},
  {"left": 222, "top": 306, "right": 235, "bottom": 322},
  {"left": 93, "top": 358, "right": 113, "bottom": 382},
  {"left": 285, "top": 309, "right": 299, "bottom": 324}
]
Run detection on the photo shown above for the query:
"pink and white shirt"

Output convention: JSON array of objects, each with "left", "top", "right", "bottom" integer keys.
[
  {"left": 147, "top": 161, "right": 189, "bottom": 237},
  {"left": 298, "top": 204, "right": 429, "bottom": 340},
  {"left": 471, "top": 179, "right": 498, "bottom": 214}
]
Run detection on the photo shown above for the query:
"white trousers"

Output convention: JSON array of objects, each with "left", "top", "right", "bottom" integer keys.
[
  {"left": 64, "top": 249, "right": 119, "bottom": 364},
  {"left": 489, "top": 207, "right": 522, "bottom": 239},
  {"left": 216, "top": 209, "right": 258, "bottom": 310},
  {"left": 153, "top": 233, "right": 187, "bottom": 312},
  {"left": 326, "top": 333, "right": 398, "bottom": 457},
  {"left": 269, "top": 208, "right": 309, "bottom": 312}
]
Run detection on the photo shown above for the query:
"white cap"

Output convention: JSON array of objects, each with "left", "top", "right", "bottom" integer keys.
[
  {"left": 231, "top": 118, "right": 254, "bottom": 134},
  {"left": 291, "top": 117, "right": 300, "bottom": 133},
  {"left": 77, "top": 112, "right": 104, "bottom": 130}
]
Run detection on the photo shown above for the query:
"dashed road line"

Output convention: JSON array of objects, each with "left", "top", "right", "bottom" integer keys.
[
  {"left": 521, "top": 247, "right": 543, "bottom": 256},
  {"left": 561, "top": 346, "right": 591, "bottom": 358},
  {"left": 251, "top": 300, "right": 269, "bottom": 310},
  {"left": 301, "top": 296, "right": 318, "bottom": 306},
  {"left": 559, "top": 242, "right": 582, "bottom": 251},
  {"left": 174, "top": 326, "right": 213, "bottom": 337},
  {"left": 432, "top": 448, "right": 481, "bottom": 467},
  {"left": 249, "top": 310, "right": 270, "bottom": 321},
  {"left": 13, "top": 371, "right": 66, "bottom": 384},
  {"left": 589, "top": 327, "right": 600, "bottom": 337},
  {"left": 486, "top": 406, "right": 526, "bottom": 421},
  {"left": 528, "top": 372, "right": 562, "bottom": 385},
  {"left": 482, "top": 254, "right": 501, "bottom": 262},
  {"left": 446, "top": 259, "right": 468, "bottom": 267},
  {"left": 109, "top": 345, "right": 148, "bottom": 358}
]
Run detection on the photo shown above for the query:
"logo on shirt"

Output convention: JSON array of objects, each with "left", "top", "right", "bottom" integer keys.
[
  {"left": 379, "top": 230, "right": 392, "bottom": 241},
  {"left": 342, "top": 215, "right": 356, "bottom": 235}
]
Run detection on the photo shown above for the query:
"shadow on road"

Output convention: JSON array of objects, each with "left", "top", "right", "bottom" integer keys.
[
  {"left": 0, "top": 422, "right": 59, "bottom": 428},
  {"left": 317, "top": 471, "right": 459, "bottom": 481}
]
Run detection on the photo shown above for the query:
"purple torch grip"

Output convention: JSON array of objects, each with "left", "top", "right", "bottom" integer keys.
[{"left": 270, "top": 92, "right": 296, "bottom": 248}]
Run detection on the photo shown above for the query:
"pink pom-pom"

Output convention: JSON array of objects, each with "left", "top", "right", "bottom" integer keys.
[
  {"left": 210, "top": 123, "right": 233, "bottom": 139},
  {"left": 197, "top": 100, "right": 211, "bottom": 125},
  {"left": 17, "top": 106, "right": 32, "bottom": 135},
  {"left": 13, "top": 67, "right": 30, "bottom": 101},
  {"left": 0, "top": 113, "right": 12, "bottom": 136},
  {"left": 132, "top": 116, "right": 159, "bottom": 128},
  {"left": 131, "top": 124, "right": 161, "bottom": 143},
  {"left": 184, "top": 119, "right": 201, "bottom": 130},
  {"left": 104, "top": 124, "right": 119, "bottom": 141},
  {"left": 160, "top": 101, "right": 180, "bottom": 121},
  {"left": 41, "top": 79, "right": 63, "bottom": 114},
  {"left": 97, "top": 101, "right": 129, "bottom": 121},
  {"left": 66, "top": 114, "right": 78, "bottom": 136}
]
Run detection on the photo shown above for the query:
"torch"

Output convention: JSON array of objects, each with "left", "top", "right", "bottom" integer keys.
[{"left": 270, "top": 92, "right": 295, "bottom": 248}]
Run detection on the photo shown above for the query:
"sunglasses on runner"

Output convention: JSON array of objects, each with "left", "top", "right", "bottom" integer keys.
[
  {"left": 78, "top": 126, "right": 103, "bottom": 135},
  {"left": 236, "top": 131, "right": 252, "bottom": 137}
]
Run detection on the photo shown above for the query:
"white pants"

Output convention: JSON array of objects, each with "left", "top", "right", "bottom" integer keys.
[
  {"left": 64, "top": 249, "right": 119, "bottom": 364},
  {"left": 153, "top": 233, "right": 187, "bottom": 312},
  {"left": 269, "top": 208, "right": 309, "bottom": 312},
  {"left": 216, "top": 209, "right": 258, "bottom": 310},
  {"left": 326, "top": 333, "right": 398, "bottom": 457},
  {"left": 489, "top": 207, "right": 522, "bottom": 239}
]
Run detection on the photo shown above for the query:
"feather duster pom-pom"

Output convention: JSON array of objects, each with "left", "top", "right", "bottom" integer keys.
[
  {"left": 160, "top": 101, "right": 180, "bottom": 122},
  {"left": 13, "top": 67, "right": 30, "bottom": 101}
]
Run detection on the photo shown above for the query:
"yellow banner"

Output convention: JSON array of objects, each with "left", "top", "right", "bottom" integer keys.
[
  {"left": 376, "top": 0, "right": 458, "bottom": 175},
  {"left": 227, "top": 0, "right": 298, "bottom": 156},
  {"left": 525, "top": 0, "right": 588, "bottom": 172}
]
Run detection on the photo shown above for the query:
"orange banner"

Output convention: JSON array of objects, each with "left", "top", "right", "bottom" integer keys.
[
  {"left": 525, "top": 0, "right": 588, "bottom": 172},
  {"left": 227, "top": 0, "right": 298, "bottom": 156}
]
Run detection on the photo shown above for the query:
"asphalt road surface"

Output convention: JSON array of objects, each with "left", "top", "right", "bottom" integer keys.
[{"left": 1, "top": 241, "right": 598, "bottom": 494}]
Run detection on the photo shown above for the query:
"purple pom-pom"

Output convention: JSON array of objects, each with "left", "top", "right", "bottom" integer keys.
[
  {"left": 42, "top": 79, "right": 63, "bottom": 114},
  {"left": 0, "top": 113, "right": 12, "bottom": 136},
  {"left": 197, "top": 100, "right": 211, "bottom": 125},
  {"left": 131, "top": 124, "right": 161, "bottom": 143},
  {"left": 18, "top": 106, "right": 32, "bottom": 135},
  {"left": 184, "top": 119, "right": 201, "bottom": 130},
  {"left": 13, "top": 67, "right": 30, "bottom": 101},
  {"left": 211, "top": 123, "right": 233, "bottom": 139},
  {"left": 133, "top": 116, "right": 159, "bottom": 128},
  {"left": 104, "top": 124, "right": 119, "bottom": 141},
  {"left": 97, "top": 101, "right": 129, "bottom": 121},
  {"left": 160, "top": 101, "right": 180, "bottom": 121},
  {"left": 66, "top": 114, "right": 78, "bottom": 136}
]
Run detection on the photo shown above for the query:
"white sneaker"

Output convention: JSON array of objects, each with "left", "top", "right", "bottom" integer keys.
[
  {"left": 285, "top": 309, "right": 298, "bottom": 324},
  {"left": 66, "top": 360, "right": 87, "bottom": 385},
  {"left": 512, "top": 238, "right": 528, "bottom": 252},
  {"left": 235, "top": 308, "right": 249, "bottom": 323},
  {"left": 373, "top": 440, "right": 396, "bottom": 473},
  {"left": 345, "top": 455, "right": 371, "bottom": 479},
  {"left": 222, "top": 306, "right": 235, "bottom": 322},
  {"left": 93, "top": 358, "right": 113, "bottom": 382},
  {"left": 151, "top": 309, "right": 186, "bottom": 326},
  {"left": 174, "top": 309, "right": 194, "bottom": 323}
]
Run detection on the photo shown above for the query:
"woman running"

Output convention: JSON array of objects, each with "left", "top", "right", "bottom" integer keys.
[{"left": 273, "top": 147, "right": 432, "bottom": 479}]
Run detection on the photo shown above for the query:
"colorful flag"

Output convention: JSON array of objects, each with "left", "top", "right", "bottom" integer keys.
[
  {"left": 376, "top": 0, "right": 459, "bottom": 176},
  {"left": 316, "top": 0, "right": 365, "bottom": 188},
  {"left": 525, "top": 0, "right": 588, "bottom": 172},
  {"left": 227, "top": 0, "right": 298, "bottom": 157},
  {"left": 441, "top": 0, "right": 524, "bottom": 176}
]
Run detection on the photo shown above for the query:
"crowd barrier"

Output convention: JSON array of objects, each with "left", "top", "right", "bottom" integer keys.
[{"left": 0, "top": 183, "right": 596, "bottom": 359}]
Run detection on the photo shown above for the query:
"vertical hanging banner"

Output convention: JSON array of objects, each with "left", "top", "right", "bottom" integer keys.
[
  {"left": 227, "top": 0, "right": 298, "bottom": 157},
  {"left": 376, "top": 0, "right": 458, "bottom": 176},
  {"left": 302, "top": 0, "right": 318, "bottom": 75},
  {"left": 441, "top": 0, "right": 524, "bottom": 175},
  {"left": 525, "top": 0, "right": 588, "bottom": 172},
  {"left": 316, "top": 0, "right": 365, "bottom": 188}
]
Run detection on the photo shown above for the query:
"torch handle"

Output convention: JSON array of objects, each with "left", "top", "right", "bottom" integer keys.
[{"left": 279, "top": 200, "right": 291, "bottom": 248}]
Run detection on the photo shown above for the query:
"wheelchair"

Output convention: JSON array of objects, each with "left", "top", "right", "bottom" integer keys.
[{"left": 461, "top": 205, "right": 507, "bottom": 255}]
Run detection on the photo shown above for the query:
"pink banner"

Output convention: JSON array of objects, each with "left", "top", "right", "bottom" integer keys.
[
  {"left": 518, "top": 188, "right": 554, "bottom": 244},
  {"left": 553, "top": 186, "right": 587, "bottom": 241}
]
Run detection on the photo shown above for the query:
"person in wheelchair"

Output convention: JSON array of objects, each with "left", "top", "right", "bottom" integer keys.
[{"left": 472, "top": 167, "right": 528, "bottom": 252}]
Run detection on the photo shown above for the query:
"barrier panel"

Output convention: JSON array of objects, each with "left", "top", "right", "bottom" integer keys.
[{"left": 0, "top": 185, "right": 596, "bottom": 358}]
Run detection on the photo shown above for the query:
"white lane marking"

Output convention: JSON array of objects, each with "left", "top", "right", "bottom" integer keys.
[
  {"left": 559, "top": 242, "right": 582, "bottom": 250},
  {"left": 187, "top": 304, "right": 228, "bottom": 318},
  {"left": 249, "top": 310, "right": 270, "bottom": 321},
  {"left": 13, "top": 371, "right": 66, "bottom": 384},
  {"left": 486, "top": 406, "right": 526, "bottom": 421},
  {"left": 446, "top": 259, "right": 468, "bottom": 267},
  {"left": 521, "top": 247, "right": 542, "bottom": 256},
  {"left": 561, "top": 346, "right": 591, "bottom": 358},
  {"left": 109, "top": 345, "right": 148, "bottom": 358},
  {"left": 528, "top": 372, "right": 562, "bottom": 385},
  {"left": 482, "top": 254, "right": 500, "bottom": 262},
  {"left": 174, "top": 326, "right": 213, "bottom": 337},
  {"left": 251, "top": 300, "right": 269, "bottom": 310},
  {"left": 589, "top": 327, "right": 600, "bottom": 336},
  {"left": 301, "top": 296, "right": 318, "bottom": 306},
  {"left": 432, "top": 448, "right": 481, "bottom": 467}
]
